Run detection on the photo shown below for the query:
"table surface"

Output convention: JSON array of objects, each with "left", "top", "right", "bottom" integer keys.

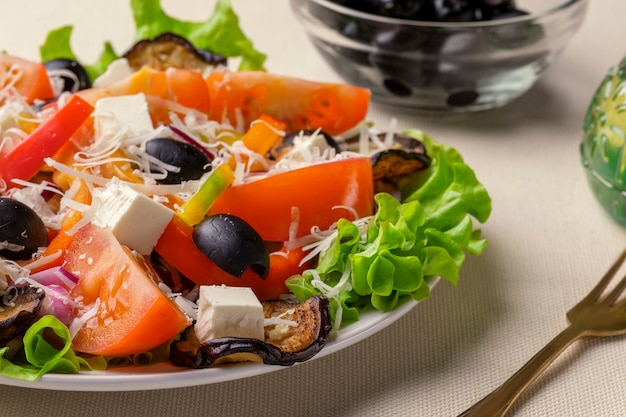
[{"left": 2, "top": 1, "right": 626, "bottom": 416}]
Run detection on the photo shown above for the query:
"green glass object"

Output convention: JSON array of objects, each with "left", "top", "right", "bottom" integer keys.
[{"left": 581, "top": 56, "right": 626, "bottom": 226}]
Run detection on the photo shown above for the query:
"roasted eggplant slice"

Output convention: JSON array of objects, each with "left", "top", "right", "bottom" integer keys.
[
  {"left": 384, "top": 132, "right": 428, "bottom": 154},
  {"left": 371, "top": 148, "right": 431, "bottom": 181},
  {"left": 370, "top": 132, "right": 432, "bottom": 196},
  {"left": 371, "top": 132, "right": 431, "bottom": 182},
  {"left": 123, "top": 33, "right": 226, "bottom": 72},
  {"left": 170, "top": 296, "right": 332, "bottom": 368},
  {"left": 0, "top": 286, "right": 45, "bottom": 346},
  {"left": 269, "top": 129, "right": 341, "bottom": 161},
  {"left": 262, "top": 296, "right": 331, "bottom": 353}
]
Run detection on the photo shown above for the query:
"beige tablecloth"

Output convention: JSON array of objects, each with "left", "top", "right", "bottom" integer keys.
[{"left": 2, "top": 1, "right": 626, "bottom": 416}]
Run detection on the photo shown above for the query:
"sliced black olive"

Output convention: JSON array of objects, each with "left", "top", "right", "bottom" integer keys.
[
  {"left": 170, "top": 296, "right": 332, "bottom": 368},
  {"left": 269, "top": 129, "right": 341, "bottom": 160},
  {"left": 0, "top": 285, "right": 45, "bottom": 346},
  {"left": 123, "top": 33, "right": 227, "bottom": 72},
  {"left": 192, "top": 214, "right": 269, "bottom": 278},
  {"left": 145, "top": 137, "right": 211, "bottom": 184},
  {"left": 44, "top": 58, "right": 91, "bottom": 94},
  {"left": 0, "top": 198, "right": 48, "bottom": 260}
]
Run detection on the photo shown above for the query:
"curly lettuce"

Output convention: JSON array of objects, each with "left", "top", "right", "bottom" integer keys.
[
  {"left": 286, "top": 130, "right": 492, "bottom": 328},
  {"left": 39, "top": 0, "right": 266, "bottom": 82},
  {"left": 0, "top": 315, "right": 106, "bottom": 381}
]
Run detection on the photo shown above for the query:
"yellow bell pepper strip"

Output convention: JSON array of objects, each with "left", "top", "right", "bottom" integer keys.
[
  {"left": 176, "top": 163, "right": 235, "bottom": 226},
  {"left": 0, "top": 95, "right": 93, "bottom": 188}
]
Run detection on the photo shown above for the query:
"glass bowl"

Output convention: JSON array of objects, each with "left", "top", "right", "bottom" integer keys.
[
  {"left": 580, "top": 55, "right": 626, "bottom": 227},
  {"left": 291, "top": 0, "right": 589, "bottom": 113}
]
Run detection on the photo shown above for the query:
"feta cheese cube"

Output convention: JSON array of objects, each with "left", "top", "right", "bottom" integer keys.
[
  {"left": 91, "top": 178, "right": 174, "bottom": 255},
  {"left": 94, "top": 93, "right": 153, "bottom": 138},
  {"left": 194, "top": 285, "right": 265, "bottom": 344}
]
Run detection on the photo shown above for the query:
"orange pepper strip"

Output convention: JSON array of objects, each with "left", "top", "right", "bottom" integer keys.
[
  {"left": 28, "top": 180, "right": 92, "bottom": 273},
  {"left": 242, "top": 114, "right": 287, "bottom": 155}
]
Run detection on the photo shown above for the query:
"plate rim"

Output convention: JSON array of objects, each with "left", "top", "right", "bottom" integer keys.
[{"left": 0, "top": 278, "right": 439, "bottom": 392}]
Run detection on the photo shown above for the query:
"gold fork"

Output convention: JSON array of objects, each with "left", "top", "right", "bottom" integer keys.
[{"left": 458, "top": 249, "right": 626, "bottom": 417}]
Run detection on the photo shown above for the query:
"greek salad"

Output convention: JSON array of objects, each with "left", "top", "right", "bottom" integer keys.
[{"left": 0, "top": 0, "right": 491, "bottom": 381}]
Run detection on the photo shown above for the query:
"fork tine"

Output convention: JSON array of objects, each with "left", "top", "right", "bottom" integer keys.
[
  {"left": 582, "top": 249, "right": 626, "bottom": 303},
  {"left": 603, "top": 271, "right": 626, "bottom": 305}
]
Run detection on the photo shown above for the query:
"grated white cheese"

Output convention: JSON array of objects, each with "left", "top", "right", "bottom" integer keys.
[{"left": 69, "top": 298, "right": 100, "bottom": 339}]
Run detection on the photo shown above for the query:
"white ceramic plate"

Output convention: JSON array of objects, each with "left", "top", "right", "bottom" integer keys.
[{"left": 0, "top": 278, "right": 438, "bottom": 391}]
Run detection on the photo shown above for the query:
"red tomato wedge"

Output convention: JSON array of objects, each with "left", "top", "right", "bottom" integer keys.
[
  {"left": 208, "top": 157, "right": 375, "bottom": 242},
  {"left": 0, "top": 54, "right": 54, "bottom": 103},
  {"left": 205, "top": 70, "right": 370, "bottom": 135},
  {"left": 155, "top": 216, "right": 310, "bottom": 300},
  {"left": 77, "top": 66, "right": 211, "bottom": 123},
  {"left": 64, "top": 223, "right": 190, "bottom": 356}
]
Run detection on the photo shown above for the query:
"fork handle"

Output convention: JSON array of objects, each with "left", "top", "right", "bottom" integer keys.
[{"left": 457, "top": 324, "right": 584, "bottom": 417}]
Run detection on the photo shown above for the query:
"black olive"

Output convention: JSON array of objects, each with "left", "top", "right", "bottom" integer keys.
[
  {"left": 0, "top": 198, "right": 48, "bottom": 260},
  {"left": 44, "top": 58, "right": 91, "bottom": 94},
  {"left": 432, "top": 0, "right": 480, "bottom": 22},
  {"left": 192, "top": 214, "right": 269, "bottom": 279},
  {"left": 477, "top": 0, "right": 520, "bottom": 20},
  {"left": 145, "top": 138, "right": 211, "bottom": 184},
  {"left": 334, "top": 0, "right": 436, "bottom": 20},
  {"left": 331, "top": 0, "right": 526, "bottom": 22}
]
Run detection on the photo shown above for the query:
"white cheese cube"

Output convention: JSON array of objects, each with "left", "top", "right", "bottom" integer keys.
[
  {"left": 94, "top": 93, "right": 153, "bottom": 138},
  {"left": 194, "top": 285, "right": 265, "bottom": 344},
  {"left": 91, "top": 178, "right": 174, "bottom": 255}
]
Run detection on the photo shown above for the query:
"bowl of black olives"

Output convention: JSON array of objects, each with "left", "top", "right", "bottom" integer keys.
[{"left": 291, "top": 0, "right": 589, "bottom": 113}]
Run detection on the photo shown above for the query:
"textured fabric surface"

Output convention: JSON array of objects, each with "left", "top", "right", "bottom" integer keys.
[{"left": 2, "top": 0, "right": 626, "bottom": 416}]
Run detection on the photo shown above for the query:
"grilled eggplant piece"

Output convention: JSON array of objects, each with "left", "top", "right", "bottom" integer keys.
[
  {"left": 123, "top": 33, "right": 226, "bottom": 72},
  {"left": 269, "top": 129, "right": 341, "bottom": 161},
  {"left": 0, "top": 286, "right": 45, "bottom": 346},
  {"left": 372, "top": 148, "right": 431, "bottom": 181},
  {"left": 170, "top": 296, "right": 332, "bottom": 368},
  {"left": 371, "top": 132, "right": 431, "bottom": 197}
]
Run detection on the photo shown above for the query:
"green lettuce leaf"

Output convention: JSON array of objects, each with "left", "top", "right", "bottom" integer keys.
[
  {"left": 286, "top": 132, "right": 492, "bottom": 328},
  {"left": 39, "top": 26, "right": 118, "bottom": 84},
  {"left": 39, "top": 0, "right": 266, "bottom": 82},
  {"left": 0, "top": 315, "right": 105, "bottom": 381}
]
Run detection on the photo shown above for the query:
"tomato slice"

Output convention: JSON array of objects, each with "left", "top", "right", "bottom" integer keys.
[
  {"left": 0, "top": 54, "right": 54, "bottom": 103},
  {"left": 64, "top": 223, "right": 190, "bottom": 356},
  {"left": 206, "top": 70, "right": 370, "bottom": 135},
  {"left": 208, "top": 157, "right": 375, "bottom": 242},
  {"left": 77, "top": 66, "right": 211, "bottom": 123}
]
